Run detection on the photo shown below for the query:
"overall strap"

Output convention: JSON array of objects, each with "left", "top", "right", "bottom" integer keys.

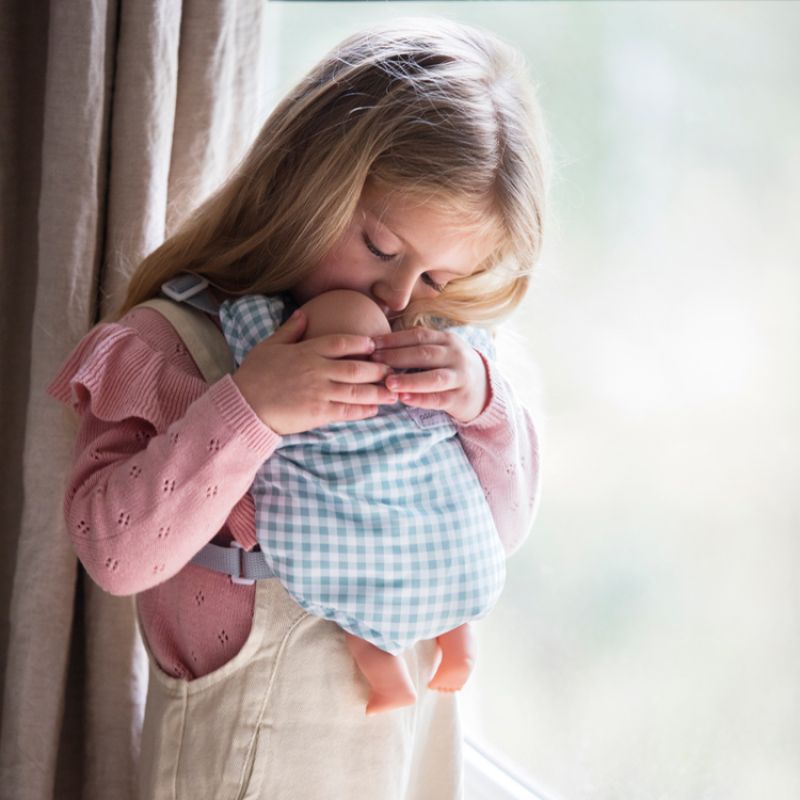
[{"left": 133, "top": 274, "right": 274, "bottom": 584}]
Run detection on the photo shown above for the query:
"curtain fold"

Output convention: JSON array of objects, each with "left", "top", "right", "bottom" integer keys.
[{"left": 0, "top": 2, "right": 273, "bottom": 797}]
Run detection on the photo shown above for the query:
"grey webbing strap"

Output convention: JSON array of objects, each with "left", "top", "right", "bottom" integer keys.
[{"left": 189, "top": 542, "right": 276, "bottom": 583}]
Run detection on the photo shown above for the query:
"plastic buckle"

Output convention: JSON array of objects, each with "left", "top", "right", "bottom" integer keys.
[
  {"left": 229, "top": 541, "right": 256, "bottom": 586},
  {"left": 161, "top": 274, "right": 210, "bottom": 303}
]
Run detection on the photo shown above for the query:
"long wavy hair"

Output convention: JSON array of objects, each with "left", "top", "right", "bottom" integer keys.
[{"left": 111, "top": 17, "right": 550, "bottom": 328}]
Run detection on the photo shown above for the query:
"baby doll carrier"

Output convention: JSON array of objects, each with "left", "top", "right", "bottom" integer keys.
[
  {"left": 137, "top": 275, "right": 506, "bottom": 651},
  {"left": 219, "top": 294, "right": 506, "bottom": 654}
]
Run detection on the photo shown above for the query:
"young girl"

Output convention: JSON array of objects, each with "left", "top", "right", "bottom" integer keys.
[{"left": 47, "top": 17, "right": 547, "bottom": 800}]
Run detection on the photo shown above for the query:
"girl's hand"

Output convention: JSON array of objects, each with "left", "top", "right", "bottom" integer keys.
[
  {"left": 370, "top": 328, "right": 490, "bottom": 424},
  {"left": 231, "top": 310, "right": 397, "bottom": 435}
]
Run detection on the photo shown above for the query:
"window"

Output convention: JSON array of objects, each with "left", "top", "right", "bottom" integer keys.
[{"left": 268, "top": 3, "right": 800, "bottom": 797}]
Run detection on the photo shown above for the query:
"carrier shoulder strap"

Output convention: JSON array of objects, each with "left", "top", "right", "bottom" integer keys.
[
  {"left": 133, "top": 286, "right": 273, "bottom": 584},
  {"left": 135, "top": 296, "right": 235, "bottom": 384}
]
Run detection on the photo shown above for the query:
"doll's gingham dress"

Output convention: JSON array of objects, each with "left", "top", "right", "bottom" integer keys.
[{"left": 220, "top": 294, "right": 505, "bottom": 654}]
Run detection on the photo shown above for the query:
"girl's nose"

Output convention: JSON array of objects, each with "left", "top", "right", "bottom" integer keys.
[{"left": 372, "top": 274, "right": 415, "bottom": 312}]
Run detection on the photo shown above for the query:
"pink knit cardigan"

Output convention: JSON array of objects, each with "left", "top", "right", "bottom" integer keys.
[{"left": 47, "top": 306, "right": 540, "bottom": 680}]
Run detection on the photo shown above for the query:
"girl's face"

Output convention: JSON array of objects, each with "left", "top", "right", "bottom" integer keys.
[{"left": 290, "top": 187, "right": 499, "bottom": 319}]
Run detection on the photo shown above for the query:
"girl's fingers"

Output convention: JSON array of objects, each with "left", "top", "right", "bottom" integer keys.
[
  {"left": 310, "top": 333, "right": 376, "bottom": 359},
  {"left": 397, "top": 391, "right": 453, "bottom": 410},
  {"left": 372, "top": 328, "right": 444, "bottom": 350},
  {"left": 370, "top": 343, "right": 450, "bottom": 369},
  {"left": 326, "top": 381, "right": 398, "bottom": 405},
  {"left": 265, "top": 309, "right": 307, "bottom": 343},
  {"left": 329, "top": 402, "right": 380, "bottom": 421},
  {"left": 385, "top": 368, "right": 457, "bottom": 394},
  {"left": 325, "top": 357, "right": 393, "bottom": 385}
]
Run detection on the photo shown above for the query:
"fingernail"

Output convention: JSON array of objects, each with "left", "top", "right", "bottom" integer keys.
[{"left": 289, "top": 309, "right": 303, "bottom": 321}]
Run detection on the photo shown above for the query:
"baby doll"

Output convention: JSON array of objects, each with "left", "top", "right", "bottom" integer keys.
[
  {"left": 300, "top": 290, "right": 477, "bottom": 712},
  {"left": 219, "top": 289, "right": 506, "bottom": 715}
]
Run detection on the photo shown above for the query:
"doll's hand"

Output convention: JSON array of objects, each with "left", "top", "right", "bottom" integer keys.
[
  {"left": 232, "top": 310, "right": 397, "bottom": 435},
  {"left": 370, "top": 327, "right": 489, "bottom": 424}
]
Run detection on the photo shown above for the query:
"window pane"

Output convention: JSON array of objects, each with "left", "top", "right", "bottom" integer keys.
[{"left": 268, "top": 3, "right": 800, "bottom": 798}]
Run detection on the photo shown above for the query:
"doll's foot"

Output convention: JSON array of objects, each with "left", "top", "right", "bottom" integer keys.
[
  {"left": 365, "top": 686, "right": 417, "bottom": 715},
  {"left": 428, "top": 656, "right": 474, "bottom": 692}
]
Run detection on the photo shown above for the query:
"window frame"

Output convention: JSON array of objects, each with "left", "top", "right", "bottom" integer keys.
[{"left": 465, "top": 737, "right": 557, "bottom": 800}]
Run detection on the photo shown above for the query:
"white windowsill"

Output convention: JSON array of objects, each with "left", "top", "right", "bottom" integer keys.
[{"left": 465, "top": 738, "right": 557, "bottom": 800}]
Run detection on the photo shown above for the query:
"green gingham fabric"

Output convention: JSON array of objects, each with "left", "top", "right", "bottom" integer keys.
[{"left": 219, "top": 294, "right": 506, "bottom": 654}]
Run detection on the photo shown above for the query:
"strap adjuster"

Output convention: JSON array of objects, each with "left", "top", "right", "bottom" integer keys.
[
  {"left": 189, "top": 540, "right": 275, "bottom": 582},
  {"left": 229, "top": 541, "right": 256, "bottom": 586},
  {"left": 161, "top": 274, "right": 210, "bottom": 303}
]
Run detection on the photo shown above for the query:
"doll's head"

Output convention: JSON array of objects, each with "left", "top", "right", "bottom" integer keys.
[
  {"left": 118, "top": 18, "right": 549, "bottom": 327},
  {"left": 299, "top": 290, "right": 391, "bottom": 341}
]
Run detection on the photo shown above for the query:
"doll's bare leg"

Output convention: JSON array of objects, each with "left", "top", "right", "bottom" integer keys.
[
  {"left": 345, "top": 632, "right": 417, "bottom": 715},
  {"left": 428, "top": 623, "right": 477, "bottom": 692}
]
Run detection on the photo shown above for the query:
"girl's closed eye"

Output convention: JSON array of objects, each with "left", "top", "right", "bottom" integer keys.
[
  {"left": 421, "top": 274, "right": 445, "bottom": 293},
  {"left": 363, "top": 232, "right": 396, "bottom": 262},
  {"left": 363, "top": 233, "right": 445, "bottom": 293}
]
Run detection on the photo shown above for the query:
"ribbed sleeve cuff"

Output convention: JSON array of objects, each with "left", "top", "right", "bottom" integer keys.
[
  {"left": 208, "top": 375, "right": 282, "bottom": 456},
  {"left": 456, "top": 352, "right": 510, "bottom": 432}
]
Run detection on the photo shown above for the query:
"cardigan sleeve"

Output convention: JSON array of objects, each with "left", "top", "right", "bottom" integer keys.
[
  {"left": 46, "top": 308, "right": 280, "bottom": 596},
  {"left": 456, "top": 354, "right": 541, "bottom": 557}
]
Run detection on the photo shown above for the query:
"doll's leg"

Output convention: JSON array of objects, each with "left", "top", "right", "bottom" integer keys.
[
  {"left": 427, "top": 623, "right": 476, "bottom": 692},
  {"left": 345, "top": 632, "right": 417, "bottom": 715}
]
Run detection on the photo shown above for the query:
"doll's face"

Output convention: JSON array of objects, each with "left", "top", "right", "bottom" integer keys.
[
  {"left": 290, "top": 186, "right": 499, "bottom": 319},
  {"left": 299, "top": 289, "right": 391, "bottom": 341}
]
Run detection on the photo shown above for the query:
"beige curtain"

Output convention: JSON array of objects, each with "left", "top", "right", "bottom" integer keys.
[{"left": 0, "top": 2, "right": 274, "bottom": 797}]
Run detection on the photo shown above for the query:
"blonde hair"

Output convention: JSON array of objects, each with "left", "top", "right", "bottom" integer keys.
[{"left": 112, "top": 17, "right": 550, "bottom": 328}]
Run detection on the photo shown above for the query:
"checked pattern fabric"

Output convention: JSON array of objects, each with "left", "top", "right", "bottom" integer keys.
[{"left": 219, "top": 294, "right": 505, "bottom": 654}]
